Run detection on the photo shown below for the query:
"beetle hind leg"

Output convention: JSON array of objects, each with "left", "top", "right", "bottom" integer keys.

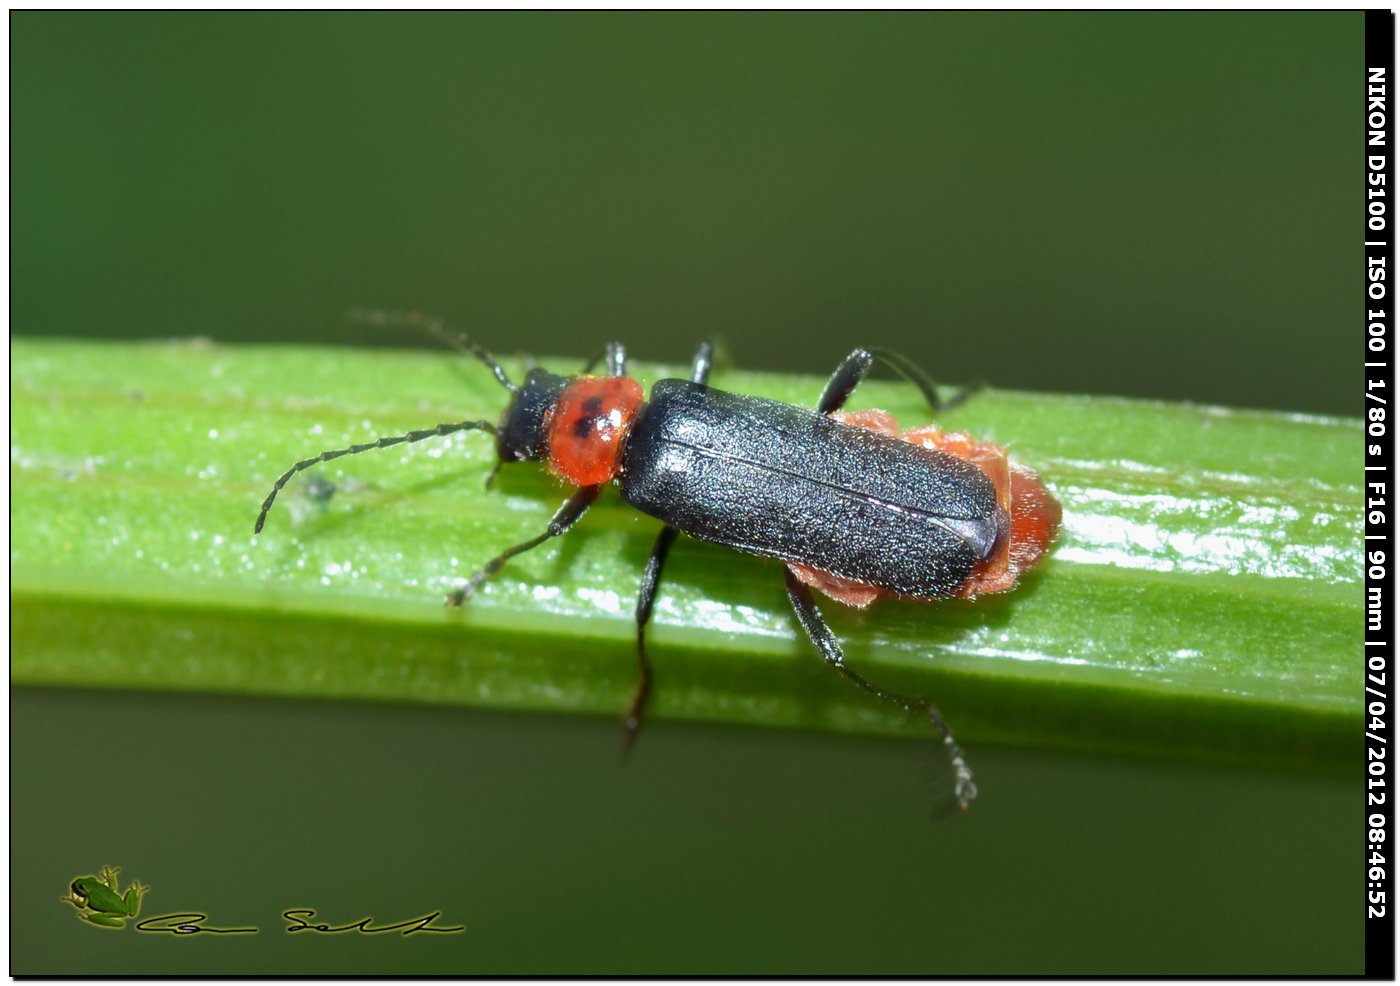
[
  {"left": 783, "top": 569, "right": 976, "bottom": 811},
  {"left": 817, "top": 347, "right": 981, "bottom": 417}
]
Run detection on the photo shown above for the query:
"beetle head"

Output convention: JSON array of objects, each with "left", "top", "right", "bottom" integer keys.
[{"left": 496, "top": 367, "right": 570, "bottom": 463}]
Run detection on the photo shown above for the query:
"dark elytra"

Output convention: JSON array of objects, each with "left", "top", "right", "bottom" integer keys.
[{"left": 620, "top": 380, "right": 1005, "bottom": 599}]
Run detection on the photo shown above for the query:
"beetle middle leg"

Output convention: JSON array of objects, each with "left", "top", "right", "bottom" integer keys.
[
  {"left": 624, "top": 340, "right": 715, "bottom": 749},
  {"left": 783, "top": 568, "right": 977, "bottom": 810},
  {"left": 817, "top": 348, "right": 981, "bottom": 416},
  {"left": 688, "top": 340, "right": 714, "bottom": 386},
  {"left": 446, "top": 485, "right": 601, "bottom": 606},
  {"left": 626, "top": 525, "right": 678, "bottom": 749}
]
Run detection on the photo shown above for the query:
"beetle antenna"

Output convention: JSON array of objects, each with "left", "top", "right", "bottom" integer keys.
[
  {"left": 348, "top": 309, "right": 520, "bottom": 394},
  {"left": 253, "top": 419, "right": 499, "bottom": 534}
]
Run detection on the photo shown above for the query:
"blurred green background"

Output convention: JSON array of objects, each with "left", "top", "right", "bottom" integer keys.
[{"left": 12, "top": 11, "right": 1361, "bottom": 974}]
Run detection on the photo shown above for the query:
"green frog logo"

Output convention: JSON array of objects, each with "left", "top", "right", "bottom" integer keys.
[{"left": 62, "top": 866, "right": 147, "bottom": 928}]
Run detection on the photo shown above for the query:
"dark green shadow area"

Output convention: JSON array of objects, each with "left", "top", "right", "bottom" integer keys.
[{"left": 13, "top": 686, "right": 1358, "bottom": 975}]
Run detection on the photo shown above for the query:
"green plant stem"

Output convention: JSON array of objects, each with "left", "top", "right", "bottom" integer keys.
[{"left": 12, "top": 338, "right": 1362, "bottom": 770}]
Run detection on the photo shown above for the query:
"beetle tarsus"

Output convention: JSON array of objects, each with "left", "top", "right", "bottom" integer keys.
[
  {"left": 942, "top": 732, "right": 978, "bottom": 811},
  {"left": 939, "top": 378, "right": 986, "bottom": 414},
  {"left": 621, "top": 712, "right": 644, "bottom": 757},
  {"left": 622, "top": 653, "right": 650, "bottom": 756}
]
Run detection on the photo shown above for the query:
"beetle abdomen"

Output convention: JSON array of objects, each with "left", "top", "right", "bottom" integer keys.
[{"left": 619, "top": 380, "right": 1005, "bottom": 599}]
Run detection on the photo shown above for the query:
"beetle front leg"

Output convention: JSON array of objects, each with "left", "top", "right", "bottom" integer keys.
[
  {"left": 783, "top": 568, "right": 976, "bottom": 811},
  {"left": 817, "top": 348, "right": 980, "bottom": 417},
  {"left": 447, "top": 485, "right": 601, "bottom": 605}
]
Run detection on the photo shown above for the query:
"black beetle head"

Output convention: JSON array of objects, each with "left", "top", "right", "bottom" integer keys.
[{"left": 496, "top": 367, "right": 569, "bottom": 463}]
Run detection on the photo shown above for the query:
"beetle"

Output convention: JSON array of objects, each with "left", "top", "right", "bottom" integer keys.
[{"left": 254, "top": 312, "right": 1061, "bottom": 810}]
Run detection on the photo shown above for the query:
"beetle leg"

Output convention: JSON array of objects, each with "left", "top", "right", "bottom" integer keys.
[
  {"left": 783, "top": 568, "right": 977, "bottom": 811},
  {"left": 690, "top": 340, "right": 714, "bottom": 385},
  {"left": 625, "top": 525, "right": 679, "bottom": 751},
  {"left": 446, "top": 485, "right": 601, "bottom": 605},
  {"left": 606, "top": 342, "right": 627, "bottom": 378},
  {"left": 817, "top": 348, "right": 981, "bottom": 416},
  {"left": 618, "top": 337, "right": 710, "bottom": 749},
  {"left": 580, "top": 342, "right": 628, "bottom": 377},
  {"left": 590, "top": 340, "right": 705, "bottom": 382},
  {"left": 817, "top": 348, "right": 894, "bottom": 414},
  {"left": 620, "top": 348, "right": 702, "bottom": 750}
]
